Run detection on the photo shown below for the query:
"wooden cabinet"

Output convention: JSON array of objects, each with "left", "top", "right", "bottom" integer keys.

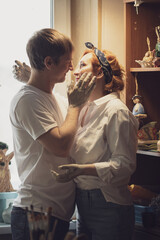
[
  {"left": 124, "top": 0, "right": 160, "bottom": 179},
  {"left": 124, "top": 0, "right": 160, "bottom": 124},
  {"left": 130, "top": 150, "right": 160, "bottom": 185},
  {"left": 124, "top": 1, "right": 160, "bottom": 239}
]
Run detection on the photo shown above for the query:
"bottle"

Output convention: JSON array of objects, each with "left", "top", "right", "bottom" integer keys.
[{"left": 2, "top": 202, "right": 13, "bottom": 224}]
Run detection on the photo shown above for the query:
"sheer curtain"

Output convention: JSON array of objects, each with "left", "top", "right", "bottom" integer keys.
[{"left": 0, "top": 0, "right": 51, "bottom": 189}]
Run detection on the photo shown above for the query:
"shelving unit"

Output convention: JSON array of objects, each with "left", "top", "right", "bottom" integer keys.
[
  {"left": 124, "top": 0, "right": 160, "bottom": 149},
  {"left": 124, "top": 0, "right": 160, "bottom": 124},
  {"left": 124, "top": 0, "right": 160, "bottom": 239}
]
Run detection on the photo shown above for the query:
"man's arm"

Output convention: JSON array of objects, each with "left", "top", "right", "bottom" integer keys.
[
  {"left": 13, "top": 61, "right": 96, "bottom": 157},
  {"left": 38, "top": 73, "right": 96, "bottom": 157},
  {"left": 37, "top": 106, "right": 81, "bottom": 157}
]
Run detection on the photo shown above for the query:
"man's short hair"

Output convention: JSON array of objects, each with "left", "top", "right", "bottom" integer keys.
[{"left": 26, "top": 28, "right": 74, "bottom": 70}]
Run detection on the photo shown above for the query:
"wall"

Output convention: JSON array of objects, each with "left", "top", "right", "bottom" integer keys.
[
  {"left": 71, "top": 0, "right": 99, "bottom": 70},
  {"left": 71, "top": 0, "right": 124, "bottom": 66},
  {"left": 53, "top": 0, "right": 124, "bottom": 98},
  {"left": 101, "top": 0, "right": 124, "bottom": 65},
  {"left": 53, "top": 0, "right": 72, "bottom": 98}
]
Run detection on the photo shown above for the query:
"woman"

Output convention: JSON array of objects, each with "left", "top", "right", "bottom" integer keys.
[{"left": 52, "top": 42, "right": 139, "bottom": 240}]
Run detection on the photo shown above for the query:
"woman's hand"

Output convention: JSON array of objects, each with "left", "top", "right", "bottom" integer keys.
[{"left": 13, "top": 60, "right": 31, "bottom": 83}]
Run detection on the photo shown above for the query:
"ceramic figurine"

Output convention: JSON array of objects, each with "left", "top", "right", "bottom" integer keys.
[
  {"left": 135, "top": 37, "right": 154, "bottom": 68},
  {"left": 134, "top": 0, "right": 143, "bottom": 15},
  {"left": 0, "top": 142, "right": 14, "bottom": 192},
  {"left": 132, "top": 95, "right": 147, "bottom": 119}
]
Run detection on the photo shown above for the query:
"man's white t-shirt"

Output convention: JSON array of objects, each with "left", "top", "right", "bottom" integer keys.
[{"left": 9, "top": 85, "right": 75, "bottom": 222}]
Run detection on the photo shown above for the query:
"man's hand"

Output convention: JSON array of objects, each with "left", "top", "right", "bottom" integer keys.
[
  {"left": 51, "top": 164, "right": 84, "bottom": 182},
  {"left": 13, "top": 60, "right": 31, "bottom": 83},
  {"left": 67, "top": 72, "right": 96, "bottom": 108}
]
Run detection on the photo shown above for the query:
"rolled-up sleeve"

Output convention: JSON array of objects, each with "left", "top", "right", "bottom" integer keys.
[{"left": 94, "top": 109, "right": 138, "bottom": 186}]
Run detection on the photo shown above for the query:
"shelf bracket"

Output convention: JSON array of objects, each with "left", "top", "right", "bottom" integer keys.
[{"left": 134, "top": 0, "right": 144, "bottom": 15}]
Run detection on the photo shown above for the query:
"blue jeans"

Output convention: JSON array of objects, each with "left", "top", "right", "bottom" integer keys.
[
  {"left": 11, "top": 206, "right": 69, "bottom": 240},
  {"left": 76, "top": 188, "right": 135, "bottom": 240}
]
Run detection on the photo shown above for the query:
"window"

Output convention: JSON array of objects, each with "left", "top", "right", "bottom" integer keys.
[{"left": 0, "top": 0, "right": 51, "bottom": 189}]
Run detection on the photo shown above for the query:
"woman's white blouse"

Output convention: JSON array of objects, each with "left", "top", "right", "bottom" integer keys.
[{"left": 70, "top": 92, "right": 139, "bottom": 205}]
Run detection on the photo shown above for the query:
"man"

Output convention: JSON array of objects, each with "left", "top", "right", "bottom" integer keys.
[{"left": 10, "top": 28, "right": 96, "bottom": 240}]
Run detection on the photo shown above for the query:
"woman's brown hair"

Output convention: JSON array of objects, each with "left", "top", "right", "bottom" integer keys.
[{"left": 82, "top": 49, "right": 125, "bottom": 95}]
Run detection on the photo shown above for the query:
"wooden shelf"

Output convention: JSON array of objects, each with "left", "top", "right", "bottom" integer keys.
[
  {"left": 130, "top": 68, "right": 160, "bottom": 73},
  {"left": 124, "top": 0, "right": 160, "bottom": 3},
  {"left": 137, "top": 150, "right": 160, "bottom": 157}
]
